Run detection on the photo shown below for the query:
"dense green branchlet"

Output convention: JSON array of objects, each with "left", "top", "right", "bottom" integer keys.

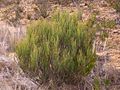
[{"left": 16, "top": 11, "right": 97, "bottom": 84}]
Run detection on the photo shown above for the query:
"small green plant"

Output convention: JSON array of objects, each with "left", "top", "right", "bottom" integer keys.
[
  {"left": 100, "top": 31, "right": 108, "bottom": 41},
  {"left": 103, "top": 79, "right": 111, "bottom": 86},
  {"left": 57, "top": 0, "right": 72, "bottom": 5},
  {"left": 93, "top": 77, "right": 101, "bottom": 90},
  {"left": 101, "top": 20, "right": 116, "bottom": 29},
  {"left": 16, "top": 11, "right": 97, "bottom": 86},
  {"left": 36, "top": 0, "right": 49, "bottom": 18},
  {"left": 95, "top": 19, "right": 115, "bottom": 41}
]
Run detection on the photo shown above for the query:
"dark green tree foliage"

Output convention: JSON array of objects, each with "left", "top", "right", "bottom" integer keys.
[{"left": 16, "top": 11, "right": 97, "bottom": 84}]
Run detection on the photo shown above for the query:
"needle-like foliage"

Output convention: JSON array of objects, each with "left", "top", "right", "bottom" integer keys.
[{"left": 16, "top": 11, "right": 97, "bottom": 85}]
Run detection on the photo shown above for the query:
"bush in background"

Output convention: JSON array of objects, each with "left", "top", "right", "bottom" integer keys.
[
  {"left": 36, "top": 0, "right": 49, "bottom": 18},
  {"left": 49, "top": 0, "right": 72, "bottom": 5},
  {"left": 106, "top": 0, "right": 120, "bottom": 12},
  {"left": 16, "top": 11, "right": 97, "bottom": 88}
]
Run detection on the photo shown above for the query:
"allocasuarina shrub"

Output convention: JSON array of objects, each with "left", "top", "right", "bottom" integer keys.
[{"left": 16, "top": 11, "right": 97, "bottom": 85}]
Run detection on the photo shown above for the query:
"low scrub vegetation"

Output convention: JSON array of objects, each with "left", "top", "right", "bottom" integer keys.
[
  {"left": 49, "top": 0, "right": 72, "bottom": 5},
  {"left": 16, "top": 11, "right": 97, "bottom": 88},
  {"left": 36, "top": 0, "right": 49, "bottom": 18},
  {"left": 106, "top": 0, "right": 120, "bottom": 12}
]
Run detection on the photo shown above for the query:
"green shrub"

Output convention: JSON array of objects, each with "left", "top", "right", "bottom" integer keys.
[
  {"left": 93, "top": 77, "right": 101, "bottom": 90},
  {"left": 95, "top": 19, "right": 115, "bottom": 41},
  {"left": 36, "top": 0, "right": 49, "bottom": 18},
  {"left": 16, "top": 12, "right": 97, "bottom": 85},
  {"left": 49, "top": 0, "right": 72, "bottom": 5},
  {"left": 101, "top": 20, "right": 116, "bottom": 29},
  {"left": 106, "top": 0, "right": 120, "bottom": 12},
  {"left": 49, "top": 0, "right": 81, "bottom": 5},
  {"left": 58, "top": 0, "right": 72, "bottom": 5}
]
